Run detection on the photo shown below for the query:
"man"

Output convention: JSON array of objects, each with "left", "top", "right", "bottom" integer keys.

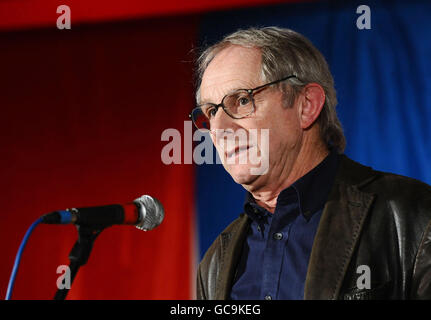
[{"left": 190, "top": 27, "right": 431, "bottom": 300}]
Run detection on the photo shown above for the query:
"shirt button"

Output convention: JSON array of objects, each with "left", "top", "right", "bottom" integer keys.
[
  {"left": 264, "top": 295, "right": 272, "bottom": 300},
  {"left": 273, "top": 232, "right": 283, "bottom": 240}
]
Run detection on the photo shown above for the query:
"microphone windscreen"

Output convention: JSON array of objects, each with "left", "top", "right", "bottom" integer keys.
[{"left": 134, "top": 195, "right": 165, "bottom": 231}]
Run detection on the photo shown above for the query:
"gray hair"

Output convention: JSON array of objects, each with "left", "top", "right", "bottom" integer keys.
[{"left": 195, "top": 26, "right": 346, "bottom": 153}]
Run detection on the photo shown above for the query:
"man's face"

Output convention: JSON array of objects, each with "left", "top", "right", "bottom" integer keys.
[{"left": 199, "top": 45, "right": 303, "bottom": 188}]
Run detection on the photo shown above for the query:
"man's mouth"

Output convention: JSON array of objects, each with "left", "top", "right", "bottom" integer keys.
[{"left": 226, "top": 145, "right": 253, "bottom": 159}]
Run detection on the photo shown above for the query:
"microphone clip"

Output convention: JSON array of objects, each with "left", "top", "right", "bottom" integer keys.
[{"left": 54, "top": 223, "right": 106, "bottom": 300}]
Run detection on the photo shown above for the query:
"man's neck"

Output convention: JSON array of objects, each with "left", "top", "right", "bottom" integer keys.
[{"left": 246, "top": 141, "right": 329, "bottom": 213}]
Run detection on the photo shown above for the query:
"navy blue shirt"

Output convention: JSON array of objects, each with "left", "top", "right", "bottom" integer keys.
[{"left": 230, "top": 151, "right": 340, "bottom": 300}]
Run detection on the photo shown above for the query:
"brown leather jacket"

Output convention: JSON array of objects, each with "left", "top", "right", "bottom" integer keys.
[{"left": 197, "top": 155, "right": 431, "bottom": 300}]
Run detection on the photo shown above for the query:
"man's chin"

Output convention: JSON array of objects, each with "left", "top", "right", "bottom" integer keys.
[{"left": 225, "top": 164, "right": 262, "bottom": 185}]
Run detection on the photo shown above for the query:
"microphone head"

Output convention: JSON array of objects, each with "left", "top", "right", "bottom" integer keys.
[{"left": 134, "top": 195, "right": 165, "bottom": 231}]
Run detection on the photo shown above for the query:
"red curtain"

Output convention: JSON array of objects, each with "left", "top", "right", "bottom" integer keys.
[
  {"left": 0, "top": 16, "right": 197, "bottom": 299},
  {"left": 0, "top": 0, "right": 292, "bottom": 31}
]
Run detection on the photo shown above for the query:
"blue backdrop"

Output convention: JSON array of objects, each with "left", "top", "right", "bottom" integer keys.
[{"left": 196, "top": 0, "right": 431, "bottom": 258}]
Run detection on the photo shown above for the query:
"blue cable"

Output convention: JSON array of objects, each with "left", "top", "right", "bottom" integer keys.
[{"left": 5, "top": 217, "right": 43, "bottom": 300}]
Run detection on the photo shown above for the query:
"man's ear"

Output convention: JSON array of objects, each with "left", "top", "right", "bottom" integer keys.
[{"left": 298, "top": 83, "right": 326, "bottom": 129}]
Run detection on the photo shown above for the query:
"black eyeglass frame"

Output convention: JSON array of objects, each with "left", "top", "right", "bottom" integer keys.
[{"left": 189, "top": 74, "right": 298, "bottom": 131}]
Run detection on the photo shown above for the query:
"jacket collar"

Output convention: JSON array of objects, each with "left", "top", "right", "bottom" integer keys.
[
  {"left": 243, "top": 150, "right": 340, "bottom": 222},
  {"left": 215, "top": 155, "right": 379, "bottom": 300}
]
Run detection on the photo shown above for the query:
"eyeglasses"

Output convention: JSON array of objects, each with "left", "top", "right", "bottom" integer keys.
[{"left": 189, "top": 75, "right": 297, "bottom": 132}]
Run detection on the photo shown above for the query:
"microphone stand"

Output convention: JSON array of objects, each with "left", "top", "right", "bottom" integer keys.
[{"left": 54, "top": 224, "right": 104, "bottom": 300}]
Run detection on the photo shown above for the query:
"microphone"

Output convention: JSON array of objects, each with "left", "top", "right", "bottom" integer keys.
[{"left": 40, "top": 195, "right": 164, "bottom": 231}]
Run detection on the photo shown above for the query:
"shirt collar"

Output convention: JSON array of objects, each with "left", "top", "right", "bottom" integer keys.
[{"left": 244, "top": 150, "right": 340, "bottom": 221}]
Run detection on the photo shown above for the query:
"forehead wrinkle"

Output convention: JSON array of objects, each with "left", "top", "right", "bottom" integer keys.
[{"left": 199, "top": 45, "right": 263, "bottom": 105}]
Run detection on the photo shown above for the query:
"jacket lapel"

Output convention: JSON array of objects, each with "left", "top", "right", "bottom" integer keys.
[
  {"left": 216, "top": 214, "right": 251, "bottom": 299},
  {"left": 304, "top": 156, "right": 377, "bottom": 299}
]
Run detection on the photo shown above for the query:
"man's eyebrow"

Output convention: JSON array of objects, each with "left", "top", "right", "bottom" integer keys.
[
  {"left": 199, "top": 86, "right": 252, "bottom": 105},
  {"left": 198, "top": 98, "right": 213, "bottom": 105}
]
